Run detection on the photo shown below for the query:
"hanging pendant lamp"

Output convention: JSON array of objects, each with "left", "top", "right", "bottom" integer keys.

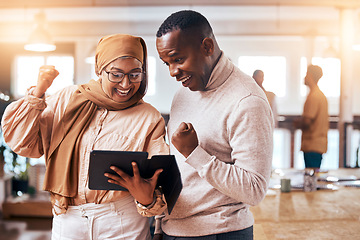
[{"left": 24, "top": 11, "right": 56, "bottom": 52}]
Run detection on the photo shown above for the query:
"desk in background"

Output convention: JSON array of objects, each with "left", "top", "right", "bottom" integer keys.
[
  {"left": 2, "top": 192, "right": 52, "bottom": 219},
  {"left": 251, "top": 168, "right": 360, "bottom": 240}
]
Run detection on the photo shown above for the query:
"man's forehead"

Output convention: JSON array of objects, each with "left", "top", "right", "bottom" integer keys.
[
  {"left": 157, "top": 30, "right": 183, "bottom": 45},
  {"left": 157, "top": 30, "right": 199, "bottom": 53},
  {"left": 157, "top": 32, "right": 186, "bottom": 53}
]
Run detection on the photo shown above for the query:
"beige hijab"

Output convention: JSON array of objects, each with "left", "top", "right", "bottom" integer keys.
[{"left": 43, "top": 34, "right": 148, "bottom": 212}]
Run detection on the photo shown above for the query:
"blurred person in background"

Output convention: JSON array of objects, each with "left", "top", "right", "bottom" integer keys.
[
  {"left": 253, "top": 69, "right": 278, "bottom": 128},
  {"left": 294, "top": 64, "right": 328, "bottom": 169}
]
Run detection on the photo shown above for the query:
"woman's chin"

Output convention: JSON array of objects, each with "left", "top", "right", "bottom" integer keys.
[
  {"left": 113, "top": 96, "right": 130, "bottom": 103},
  {"left": 113, "top": 91, "right": 137, "bottom": 102}
]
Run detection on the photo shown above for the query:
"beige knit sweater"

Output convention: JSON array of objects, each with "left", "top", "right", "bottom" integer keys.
[{"left": 162, "top": 53, "right": 274, "bottom": 237}]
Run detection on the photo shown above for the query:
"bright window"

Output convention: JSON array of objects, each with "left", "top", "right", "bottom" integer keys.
[
  {"left": 14, "top": 55, "right": 74, "bottom": 98},
  {"left": 272, "top": 128, "right": 291, "bottom": 169},
  {"left": 146, "top": 56, "right": 156, "bottom": 96},
  {"left": 350, "top": 130, "right": 360, "bottom": 167},
  {"left": 238, "top": 56, "right": 287, "bottom": 97},
  {"left": 300, "top": 57, "right": 340, "bottom": 97}
]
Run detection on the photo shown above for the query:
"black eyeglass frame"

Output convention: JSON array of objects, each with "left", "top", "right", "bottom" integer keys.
[{"left": 104, "top": 70, "right": 145, "bottom": 83}]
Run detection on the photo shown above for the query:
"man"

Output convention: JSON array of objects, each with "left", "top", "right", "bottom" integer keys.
[
  {"left": 156, "top": 10, "right": 273, "bottom": 239},
  {"left": 252, "top": 69, "right": 278, "bottom": 127},
  {"left": 294, "top": 65, "right": 328, "bottom": 169}
]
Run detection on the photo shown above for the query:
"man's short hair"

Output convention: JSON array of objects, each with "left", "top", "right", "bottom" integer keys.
[
  {"left": 253, "top": 69, "right": 263, "bottom": 78},
  {"left": 156, "top": 10, "right": 213, "bottom": 38},
  {"left": 307, "top": 65, "right": 323, "bottom": 83}
]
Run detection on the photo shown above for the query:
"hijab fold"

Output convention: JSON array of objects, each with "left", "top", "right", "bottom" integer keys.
[{"left": 42, "top": 34, "right": 148, "bottom": 212}]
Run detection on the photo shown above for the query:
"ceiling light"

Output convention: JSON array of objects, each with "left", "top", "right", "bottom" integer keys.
[{"left": 24, "top": 12, "right": 56, "bottom": 52}]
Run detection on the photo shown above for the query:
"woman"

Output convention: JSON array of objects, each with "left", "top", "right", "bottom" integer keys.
[{"left": 1, "top": 34, "right": 168, "bottom": 239}]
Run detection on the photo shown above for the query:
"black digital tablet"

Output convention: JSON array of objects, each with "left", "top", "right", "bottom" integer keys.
[{"left": 88, "top": 150, "right": 182, "bottom": 214}]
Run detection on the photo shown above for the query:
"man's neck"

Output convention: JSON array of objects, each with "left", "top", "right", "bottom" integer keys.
[{"left": 308, "top": 83, "right": 319, "bottom": 91}]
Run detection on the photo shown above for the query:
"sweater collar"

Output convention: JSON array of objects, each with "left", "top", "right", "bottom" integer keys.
[{"left": 204, "top": 52, "right": 234, "bottom": 91}]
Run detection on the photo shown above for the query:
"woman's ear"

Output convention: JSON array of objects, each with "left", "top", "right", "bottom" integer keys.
[{"left": 201, "top": 38, "right": 214, "bottom": 56}]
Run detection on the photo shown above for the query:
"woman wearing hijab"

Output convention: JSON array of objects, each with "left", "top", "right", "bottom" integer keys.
[{"left": 1, "top": 34, "right": 168, "bottom": 239}]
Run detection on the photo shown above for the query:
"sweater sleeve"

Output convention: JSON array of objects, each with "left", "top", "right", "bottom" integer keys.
[{"left": 185, "top": 95, "right": 273, "bottom": 206}]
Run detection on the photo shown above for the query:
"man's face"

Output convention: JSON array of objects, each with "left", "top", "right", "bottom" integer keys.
[
  {"left": 156, "top": 29, "right": 212, "bottom": 91},
  {"left": 304, "top": 71, "right": 311, "bottom": 86}
]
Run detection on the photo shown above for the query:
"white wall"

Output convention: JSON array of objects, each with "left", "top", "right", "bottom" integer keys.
[{"left": 2, "top": 6, "right": 358, "bottom": 116}]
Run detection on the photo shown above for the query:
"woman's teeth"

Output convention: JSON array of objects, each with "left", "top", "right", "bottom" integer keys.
[{"left": 117, "top": 89, "right": 130, "bottom": 95}]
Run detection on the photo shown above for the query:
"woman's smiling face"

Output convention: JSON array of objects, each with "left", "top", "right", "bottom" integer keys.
[{"left": 100, "top": 57, "right": 142, "bottom": 103}]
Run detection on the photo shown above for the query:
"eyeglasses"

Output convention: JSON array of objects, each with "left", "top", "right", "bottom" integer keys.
[{"left": 104, "top": 70, "right": 145, "bottom": 83}]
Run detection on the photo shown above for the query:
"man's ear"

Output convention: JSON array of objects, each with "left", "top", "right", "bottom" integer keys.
[{"left": 201, "top": 38, "right": 214, "bottom": 56}]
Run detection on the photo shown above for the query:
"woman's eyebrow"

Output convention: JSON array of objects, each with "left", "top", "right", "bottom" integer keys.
[{"left": 109, "top": 67, "right": 142, "bottom": 72}]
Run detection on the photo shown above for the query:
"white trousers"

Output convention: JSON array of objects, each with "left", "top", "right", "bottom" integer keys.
[{"left": 51, "top": 195, "right": 151, "bottom": 240}]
